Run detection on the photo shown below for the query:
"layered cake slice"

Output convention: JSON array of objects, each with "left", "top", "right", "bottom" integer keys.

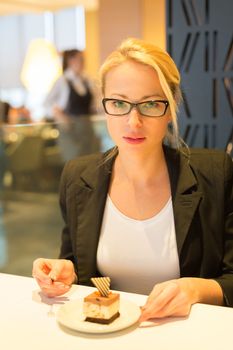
[{"left": 83, "top": 277, "right": 120, "bottom": 324}]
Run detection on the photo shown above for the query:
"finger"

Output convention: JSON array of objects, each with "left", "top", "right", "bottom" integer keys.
[
  {"left": 145, "top": 282, "right": 178, "bottom": 310},
  {"left": 34, "top": 276, "right": 53, "bottom": 288},
  {"left": 32, "top": 259, "right": 53, "bottom": 283},
  {"left": 35, "top": 276, "right": 71, "bottom": 292},
  {"left": 48, "top": 260, "right": 68, "bottom": 281},
  {"left": 51, "top": 260, "right": 75, "bottom": 285},
  {"left": 140, "top": 283, "right": 178, "bottom": 321},
  {"left": 41, "top": 283, "right": 71, "bottom": 298},
  {"left": 146, "top": 280, "right": 178, "bottom": 302},
  {"left": 164, "top": 291, "right": 191, "bottom": 317}
]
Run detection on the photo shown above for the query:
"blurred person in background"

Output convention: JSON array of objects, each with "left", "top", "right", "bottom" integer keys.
[
  {"left": 0, "top": 101, "right": 10, "bottom": 124},
  {"left": 44, "top": 49, "right": 101, "bottom": 161}
]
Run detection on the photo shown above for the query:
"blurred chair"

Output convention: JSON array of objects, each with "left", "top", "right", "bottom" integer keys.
[{"left": 6, "top": 134, "right": 44, "bottom": 191}]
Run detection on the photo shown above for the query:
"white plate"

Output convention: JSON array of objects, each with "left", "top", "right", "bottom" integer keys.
[{"left": 57, "top": 298, "right": 141, "bottom": 334}]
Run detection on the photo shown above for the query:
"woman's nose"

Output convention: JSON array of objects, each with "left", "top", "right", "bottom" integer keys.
[{"left": 127, "top": 108, "right": 143, "bottom": 128}]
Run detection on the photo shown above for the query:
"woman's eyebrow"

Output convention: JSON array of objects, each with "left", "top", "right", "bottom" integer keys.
[{"left": 109, "top": 93, "right": 166, "bottom": 100}]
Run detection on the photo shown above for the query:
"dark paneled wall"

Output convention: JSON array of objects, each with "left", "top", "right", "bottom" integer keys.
[{"left": 166, "top": 0, "right": 233, "bottom": 149}]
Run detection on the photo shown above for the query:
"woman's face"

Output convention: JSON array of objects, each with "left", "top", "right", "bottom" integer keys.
[
  {"left": 104, "top": 60, "right": 171, "bottom": 157},
  {"left": 68, "top": 53, "right": 84, "bottom": 75}
]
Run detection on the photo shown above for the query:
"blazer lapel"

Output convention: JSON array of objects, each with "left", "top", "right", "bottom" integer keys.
[
  {"left": 74, "top": 156, "right": 113, "bottom": 284},
  {"left": 165, "top": 148, "right": 203, "bottom": 256}
]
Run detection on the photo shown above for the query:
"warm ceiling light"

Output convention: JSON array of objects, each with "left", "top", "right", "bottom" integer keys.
[{"left": 20, "top": 38, "right": 62, "bottom": 94}]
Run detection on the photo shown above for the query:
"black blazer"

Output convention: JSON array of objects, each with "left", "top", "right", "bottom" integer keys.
[{"left": 59, "top": 146, "right": 233, "bottom": 306}]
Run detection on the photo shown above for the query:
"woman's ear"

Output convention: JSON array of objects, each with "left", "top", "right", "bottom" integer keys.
[
  {"left": 167, "top": 120, "right": 173, "bottom": 132},
  {"left": 167, "top": 113, "right": 172, "bottom": 123}
]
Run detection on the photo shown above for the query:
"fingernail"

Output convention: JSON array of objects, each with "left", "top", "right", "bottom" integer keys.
[{"left": 49, "top": 272, "right": 57, "bottom": 281}]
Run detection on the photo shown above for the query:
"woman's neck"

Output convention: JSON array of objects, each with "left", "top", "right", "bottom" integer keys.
[{"left": 114, "top": 146, "right": 167, "bottom": 186}]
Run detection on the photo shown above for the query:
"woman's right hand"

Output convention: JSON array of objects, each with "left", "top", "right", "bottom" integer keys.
[{"left": 32, "top": 258, "right": 77, "bottom": 297}]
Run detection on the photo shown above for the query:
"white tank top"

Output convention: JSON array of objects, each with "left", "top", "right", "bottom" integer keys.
[{"left": 97, "top": 196, "right": 180, "bottom": 295}]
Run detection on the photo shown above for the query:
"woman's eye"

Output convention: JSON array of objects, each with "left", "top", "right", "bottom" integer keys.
[
  {"left": 144, "top": 101, "right": 158, "bottom": 108},
  {"left": 113, "top": 100, "right": 126, "bottom": 108}
]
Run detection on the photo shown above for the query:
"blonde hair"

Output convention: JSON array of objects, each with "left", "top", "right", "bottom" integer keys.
[{"left": 99, "top": 37, "right": 183, "bottom": 150}]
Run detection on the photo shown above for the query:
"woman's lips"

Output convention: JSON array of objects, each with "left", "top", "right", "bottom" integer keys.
[{"left": 123, "top": 136, "right": 146, "bottom": 144}]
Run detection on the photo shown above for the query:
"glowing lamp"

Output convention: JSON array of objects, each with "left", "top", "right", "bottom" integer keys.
[{"left": 21, "top": 39, "right": 62, "bottom": 94}]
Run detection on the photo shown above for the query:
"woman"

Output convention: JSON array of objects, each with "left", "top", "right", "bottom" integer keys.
[
  {"left": 44, "top": 49, "right": 100, "bottom": 160},
  {"left": 33, "top": 38, "right": 233, "bottom": 321}
]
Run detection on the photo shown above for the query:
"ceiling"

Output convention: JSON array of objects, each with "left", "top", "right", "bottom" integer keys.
[{"left": 0, "top": 0, "right": 98, "bottom": 15}]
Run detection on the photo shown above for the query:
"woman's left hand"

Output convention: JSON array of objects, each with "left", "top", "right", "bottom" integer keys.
[
  {"left": 139, "top": 278, "right": 195, "bottom": 322},
  {"left": 139, "top": 277, "right": 223, "bottom": 322}
]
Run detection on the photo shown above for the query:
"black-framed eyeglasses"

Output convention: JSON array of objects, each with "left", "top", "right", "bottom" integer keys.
[{"left": 102, "top": 98, "right": 169, "bottom": 118}]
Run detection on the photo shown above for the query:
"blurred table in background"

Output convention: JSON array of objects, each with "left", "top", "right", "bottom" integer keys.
[
  {"left": 0, "top": 116, "right": 113, "bottom": 276},
  {"left": 1, "top": 115, "right": 113, "bottom": 192}
]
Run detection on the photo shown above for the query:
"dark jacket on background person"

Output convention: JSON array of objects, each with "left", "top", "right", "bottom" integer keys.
[
  {"left": 64, "top": 79, "right": 93, "bottom": 117},
  {"left": 58, "top": 146, "right": 233, "bottom": 306}
]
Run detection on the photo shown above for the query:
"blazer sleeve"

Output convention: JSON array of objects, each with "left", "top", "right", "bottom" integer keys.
[
  {"left": 213, "top": 153, "right": 233, "bottom": 306},
  {"left": 58, "top": 160, "right": 79, "bottom": 275}
]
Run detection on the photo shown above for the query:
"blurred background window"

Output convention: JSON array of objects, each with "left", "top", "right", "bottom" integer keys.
[{"left": 0, "top": 3, "right": 88, "bottom": 121}]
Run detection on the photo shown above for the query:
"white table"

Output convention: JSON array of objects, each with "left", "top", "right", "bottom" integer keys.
[{"left": 1, "top": 273, "right": 233, "bottom": 350}]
